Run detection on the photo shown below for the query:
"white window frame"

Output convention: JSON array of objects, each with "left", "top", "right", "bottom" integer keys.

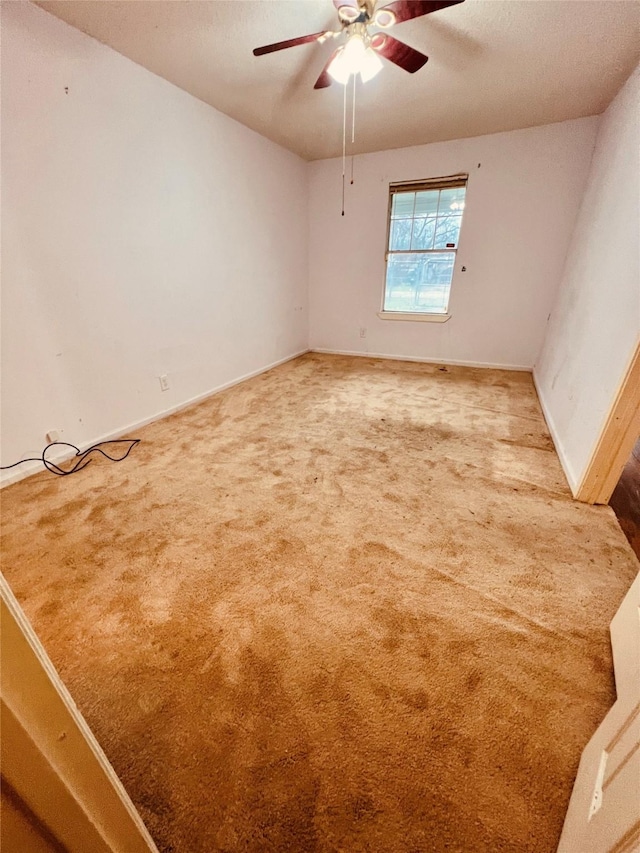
[{"left": 379, "top": 174, "right": 468, "bottom": 322}]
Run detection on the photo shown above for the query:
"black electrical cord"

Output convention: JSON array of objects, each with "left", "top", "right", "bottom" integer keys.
[{"left": 0, "top": 439, "right": 141, "bottom": 477}]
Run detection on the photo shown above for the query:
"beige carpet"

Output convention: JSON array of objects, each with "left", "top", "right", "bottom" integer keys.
[{"left": 1, "top": 353, "right": 637, "bottom": 853}]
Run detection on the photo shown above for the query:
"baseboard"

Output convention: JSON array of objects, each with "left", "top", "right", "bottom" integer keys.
[
  {"left": 532, "top": 367, "right": 578, "bottom": 495},
  {"left": 310, "top": 347, "right": 532, "bottom": 372},
  {"left": 0, "top": 349, "right": 309, "bottom": 489}
]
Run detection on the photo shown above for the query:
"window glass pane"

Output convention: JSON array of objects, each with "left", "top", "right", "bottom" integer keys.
[
  {"left": 414, "top": 190, "right": 440, "bottom": 217},
  {"left": 437, "top": 186, "right": 466, "bottom": 215},
  {"left": 391, "top": 192, "right": 415, "bottom": 218},
  {"left": 389, "top": 218, "right": 412, "bottom": 250},
  {"left": 410, "top": 217, "right": 436, "bottom": 250},
  {"left": 434, "top": 215, "right": 462, "bottom": 249},
  {"left": 384, "top": 252, "right": 455, "bottom": 314}
]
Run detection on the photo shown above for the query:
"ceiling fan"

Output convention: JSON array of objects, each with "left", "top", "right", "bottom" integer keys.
[{"left": 253, "top": 0, "right": 465, "bottom": 89}]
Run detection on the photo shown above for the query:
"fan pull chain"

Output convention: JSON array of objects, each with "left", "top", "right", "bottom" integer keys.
[
  {"left": 351, "top": 73, "right": 356, "bottom": 185},
  {"left": 352, "top": 72, "right": 356, "bottom": 144},
  {"left": 341, "top": 79, "right": 347, "bottom": 216}
]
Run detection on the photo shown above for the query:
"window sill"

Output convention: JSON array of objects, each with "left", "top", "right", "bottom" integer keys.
[{"left": 377, "top": 311, "right": 451, "bottom": 323}]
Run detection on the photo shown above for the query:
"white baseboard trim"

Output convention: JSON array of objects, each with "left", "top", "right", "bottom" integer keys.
[
  {"left": 532, "top": 367, "right": 578, "bottom": 495},
  {"left": 1, "top": 349, "right": 310, "bottom": 489},
  {"left": 311, "top": 347, "right": 532, "bottom": 372}
]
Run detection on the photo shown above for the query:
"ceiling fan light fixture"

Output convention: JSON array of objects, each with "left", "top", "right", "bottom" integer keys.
[
  {"left": 342, "top": 33, "right": 367, "bottom": 69},
  {"left": 327, "top": 47, "right": 351, "bottom": 84},
  {"left": 337, "top": 4, "right": 361, "bottom": 23},
  {"left": 328, "top": 35, "right": 382, "bottom": 85},
  {"left": 374, "top": 9, "right": 396, "bottom": 28},
  {"left": 359, "top": 47, "right": 383, "bottom": 82}
]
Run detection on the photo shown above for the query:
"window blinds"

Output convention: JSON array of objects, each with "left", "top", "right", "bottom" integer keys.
[{"left": 389, "top": 174, "right": 468, "bottom": 195}]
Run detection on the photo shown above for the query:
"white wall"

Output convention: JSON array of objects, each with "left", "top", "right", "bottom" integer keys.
[
  {"left": 0, "top": 2, "right": 308, "bottom": 483},
  {"left": 534, "top": 65, "right": 640, "bottom": 494},
  {"left": 308, "top": 118, "right": 598, "bottom": 370}
]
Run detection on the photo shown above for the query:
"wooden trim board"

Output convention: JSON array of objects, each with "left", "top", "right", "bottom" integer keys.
[
  {"left": 558, "top": 572, "right": 640, "bottom": 852},
  {"left": 0, "top": 576, "right": 159, "bottom": 853},
  {"left": 576, "top": 341, "right": 640, "bottom": 505}
]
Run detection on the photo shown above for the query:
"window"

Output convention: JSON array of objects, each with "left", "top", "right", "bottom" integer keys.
[{"left": 381, "top": 175, "right": 467, "bottom": 320}]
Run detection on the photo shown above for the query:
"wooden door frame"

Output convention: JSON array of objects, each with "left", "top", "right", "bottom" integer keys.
[
  {"left": 576, "top": 341, "right": 640, "bottom": 505},
  {"left": 557, "top": 572, "right": 640, "bottom": 851},
  {"left": 1, "top": 575, "right": 159, "bottom": 853}
]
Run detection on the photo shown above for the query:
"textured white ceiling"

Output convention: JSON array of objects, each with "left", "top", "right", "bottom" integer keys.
[{"left": 36, "top": 0, "right": 640, "bottom": 161}]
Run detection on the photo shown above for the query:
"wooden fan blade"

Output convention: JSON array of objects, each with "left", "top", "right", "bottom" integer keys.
[
  {"left": 314, "top": 48, "right": 341, "bottom": 89},
  {"left": 375, "top": 0, "right": 464, "bottom": 26},
  {"left": 253, "top": 32, "right": 326, "bottom": 56},
  {"left": 371, "top": 33, "right": 428, "bottom": 72}
]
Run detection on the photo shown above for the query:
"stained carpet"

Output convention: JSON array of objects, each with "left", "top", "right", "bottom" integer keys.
[{"left": 1, "top": 353, "right": 638, "bottom": 853}]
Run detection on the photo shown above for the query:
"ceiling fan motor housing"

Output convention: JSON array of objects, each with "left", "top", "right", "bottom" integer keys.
[{"left": 337, "top": 0, "right": 374, "bottom": 24}]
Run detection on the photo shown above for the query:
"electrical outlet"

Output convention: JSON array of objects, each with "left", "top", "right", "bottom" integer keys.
[
  {"left": 159, "top": 374, "right": 170, "bottom": 392},
  {"left": 46, "top": 430, "right": 62, "bottom": 443},
  {"left": 359, "top": 327, "right": 367, "bottom": 338}
]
